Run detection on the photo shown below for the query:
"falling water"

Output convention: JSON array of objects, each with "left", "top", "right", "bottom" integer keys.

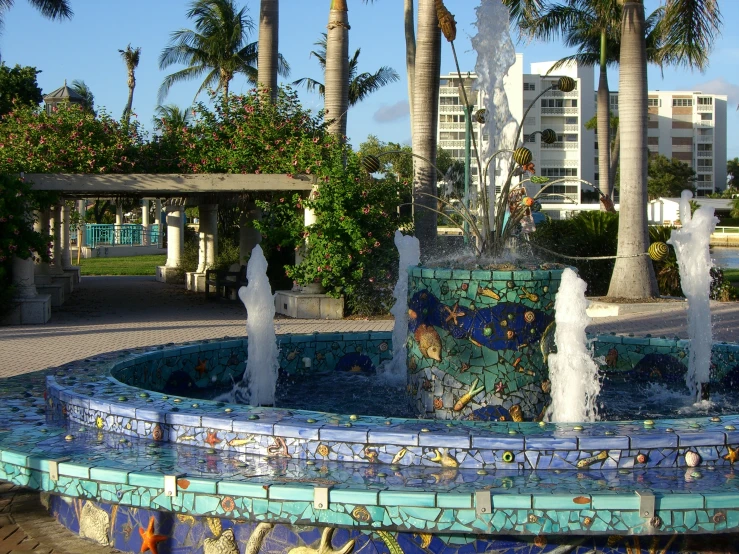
[
  {"left": 471, "top": 0, "right": 518, "bottom": 226},
  {"left": 667, "top": 190, "right": 718, "bottom": 400},
  {"left": 237, "top": 245, "right": 279, "bottom": 406},
  {"left": 379, "top": 231, "right": 420, "bottom": 385},
  {"left": 547, "top": 268, "right": 601, "bottom": 422}
]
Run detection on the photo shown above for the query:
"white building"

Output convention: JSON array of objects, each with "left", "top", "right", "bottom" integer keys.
[
  {"left": 605, "top": 90, "right": 727, "bottom": 196},
  {"left": 438, "top": 58, "right": 728, "bottom": 205}
]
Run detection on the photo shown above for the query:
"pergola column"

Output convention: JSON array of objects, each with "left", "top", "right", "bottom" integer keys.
[
  {"left": 2, "top": 256, "right": 51, "bottom": 325},
  {"left": 141, "top": 199, "right": 150, "bottom": 246},
  {"left": 77, "top": 200, "right": 86, "bottom": 250},
  {"left": 187, "top": 203, "right": 217, "bottom": 292},
  {"left": 60, "top": 201, "right": 72, "bottom": 269},
  {"left": 33, "top": 209, "right": 51, "bottom": 279},
  {"left": 50, "top": 203, "right": 64, "bottom": 275},
  {"left": 239, "top": 203, "right": 262, "bottom": 265},
  {"left": 155, "top": 199, "right": 163, "bottom": 248},
  {"left": 165, "top": 206, "right": 185, "bottom": 268}
]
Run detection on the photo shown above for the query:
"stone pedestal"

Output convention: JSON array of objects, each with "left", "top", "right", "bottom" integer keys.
[
  {"left": 1, "top": 256, "right": 51, "bottom": 325},
  {"left": 34, "top": 276, "right": 66, "bottom": 307},
  {"left": 157, "top": 266, "right": 184, "bottom": 284},
  {"left": 274, "top": 290, "right": 344, "bottom": 320},
  {"left": 188, "top": 203, "right": 217, "bottom": 292},
  {"left": 186, "top": 272, "right": 207, "bottom": 292},
  {"left": 64, "top": 267, "right": 82, "bottom": 286}
]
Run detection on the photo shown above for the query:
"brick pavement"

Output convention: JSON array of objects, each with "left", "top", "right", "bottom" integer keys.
[{"left": 0, "top": 275, "right": 738, "bottom": 552}]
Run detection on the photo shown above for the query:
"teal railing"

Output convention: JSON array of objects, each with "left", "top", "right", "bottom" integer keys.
[{"left": 84, "top": 224, "right": 160, "bottom": 247}]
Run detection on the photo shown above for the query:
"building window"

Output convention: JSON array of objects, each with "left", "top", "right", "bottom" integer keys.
[
  {"left": 701, "top": 112, "right": 713, "bottom": 120},
  {"left": 648, "top": 98, "right": 659, "bottom": 107},
  {"left": 541, "top": 168, "right": 578, "bottom": 177},
  {"left": 482, "top": 133, "right": 489, "bottom": 142},
  {"left": 541, "top": 99, "right": 564, "bottom": 108},
  {"left": 565, "top": 117, "right": 578, "bottom": 125},
  {"left": 648, "top": 136, "right": 659, "bottom": 145},
  {"left": 524, "top": 82, "right": 536, "bottom": 91},
  {"left": 610, "top": 96, "right": 618, "bottom": 108},
  {"left": 697, "top": 143, "right": 712, "bottom": 152},
  {"left": 697, "top": 159, "right": 713, "bottom": 168},
  {"left": 698, "top": 97, "right": 713, "bottom": 105},
  {"left": 699, "top": 127, "right": 713, "bottom": 136},
  {"left": 524, "top": 134, "right": 536, "bottom": 143},
  {"left": 565, "top": 134, "right": 578, "bottom": 142},
  {"left": 672, "top": 98, "right": 693, "bottom": 107}
]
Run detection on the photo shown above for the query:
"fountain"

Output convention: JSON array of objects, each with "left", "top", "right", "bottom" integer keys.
[{"left": 3, "top": 1, "right": 739, "bottom": 552}]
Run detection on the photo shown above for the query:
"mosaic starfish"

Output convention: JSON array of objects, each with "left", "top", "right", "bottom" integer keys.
[
  {"left": 139, "top": 516, "right": 167, "bottom": 554},
  {"left": 205, "top": 431, "right": 222, "bottom": 447},
  {"left": 495, "top": 381, "right": 506, "bottom": 394},
  {"left": 725, "top": 445, "right": 739, "bottom": 464},
  {"left": 444, "top": 302, "right": 465, "bottom": 326},
  {"left": 194, "top": 359, "right": 208, "bottom": 376}
]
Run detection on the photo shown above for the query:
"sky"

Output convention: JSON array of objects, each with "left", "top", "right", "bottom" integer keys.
[{"left": 1, "top": 0, "right": 737, "bottom": 160}]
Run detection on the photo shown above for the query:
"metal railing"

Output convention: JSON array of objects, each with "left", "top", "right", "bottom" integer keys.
[{"left": 84, "top": 224, "right": 160, "bottom": 247}]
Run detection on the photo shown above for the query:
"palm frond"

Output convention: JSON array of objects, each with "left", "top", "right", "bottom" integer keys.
[
  {"left": 292, "top": 77, "right": 325, "bottom": 96},
  {"left": 27, "top": 0, "right": 72, "bottom": 20},
  {"left": 656, "top": 0, "right": 721, "bottom": 71},
  {"left": 157, "top": 65, "right": 210, "bottom": 103},
  {"left": 349, "top": 66, "right": 400, "bottom": 106}
]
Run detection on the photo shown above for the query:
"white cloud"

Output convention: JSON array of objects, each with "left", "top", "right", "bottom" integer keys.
[{"left": 373, "top": 100, "right": 410, "bottom": 123}]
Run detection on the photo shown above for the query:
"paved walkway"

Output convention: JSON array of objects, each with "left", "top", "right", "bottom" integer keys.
[{"left": 0, "top": 276, "right": 738, "bottom": 552}]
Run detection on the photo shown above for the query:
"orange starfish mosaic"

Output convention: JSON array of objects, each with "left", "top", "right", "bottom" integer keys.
[{"left": 139, "top": 516, "right": 167, "bottom": 554}]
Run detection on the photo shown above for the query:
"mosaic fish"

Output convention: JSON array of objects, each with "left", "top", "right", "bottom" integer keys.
[
  {"left": 429, "top": 448, "right": 459, "bottom": 468},
  {"left": 408, "top": 290, "right": 553, "bottom": 352},
  {"left": 416, "top": 534, "right": 433, "bottom": 549},
  {"left": 453, "top": 378, "right": 485, "bottom": 411},
  {"left": 540, "top": 322, "right": 556, "bottom": 363},
  {"left": 228, "top": 436, "right": 256, "bottom": 447},
  {"left": 414, "top": 324, "right": 442, "bottom": 362},
  {"left": 478, "top": 287, "right": 500, "bottom": 300},
  {"left": 577, "top": 450, "right": 608, "bottom": 468},
  {"left": 391, "top": 448, "right": 408, "bottom": 464},
  {"left": 177, "top": 435, "right": 196, "bottom": 441},
  {"left": 509, "top": 404, "right": 523, "bottom": 422},
  {"left": 377, "top": 531, "right": 403, "bottom": 554},
  {"left": 519, "top": 287, "right": 539, "bottom": 303}
]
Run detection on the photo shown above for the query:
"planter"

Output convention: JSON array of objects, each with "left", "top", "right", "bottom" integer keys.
[{"left": 407, "top": 265, "right": 564, "bottom": 421}]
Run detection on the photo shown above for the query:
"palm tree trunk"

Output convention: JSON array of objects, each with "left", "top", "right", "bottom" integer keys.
[
  {"left": 609, "top": 123, "right": 620, "bottom": 187},
  {"left": 324, "top": 0, "right": 350, "bottom": 140},
  {"left": 123, "top": 70, "right": 135, "bottom": 125},
  {"left": 597, "top": 29, "right": 611, "bottom": 203},
  {"left": 258, "top": 0, "right": 279, "bottom": 102},
  {"left": 404, "top": 0, "right": 416, "bottom": 138},
  {"left": 412, "top": 0, "right": 441, "bottom": 253},
  {"left": 607, "top": 0, "right": 658, "bottom": 298}
]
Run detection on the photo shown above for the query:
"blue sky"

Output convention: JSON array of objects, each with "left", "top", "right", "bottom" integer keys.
[{"left": 2, "top": 0, "right": 737, "bottom": 159}]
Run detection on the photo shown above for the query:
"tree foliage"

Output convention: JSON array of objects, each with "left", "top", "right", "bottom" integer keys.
[
  {"left": 647, "top": 154, "right": 695, "bottom": 200},
  {"left": 0, "top": 64, "right": 42, "bottom": 117}
]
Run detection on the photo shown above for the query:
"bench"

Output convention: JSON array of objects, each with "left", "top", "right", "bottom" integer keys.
[{"left": 205, "top": 265, "right": 247, "bottom": 300}]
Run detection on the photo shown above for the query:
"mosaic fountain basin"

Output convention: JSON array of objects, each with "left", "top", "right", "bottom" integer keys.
[{"left": 3, "top": 332, "right": 739, "bottom": 552}]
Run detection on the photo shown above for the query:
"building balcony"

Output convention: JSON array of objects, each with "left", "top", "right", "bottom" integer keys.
[
  {"left": 696, "top": 135, "right": 713, "bottom": 143},
  {"left": 541, "top": 107, "right": 579, "bottom": 115},
  {"left": 438, "top": 139, "right": 467, "bottom": 148},
  {"left": 541, "top": 142, "right": 579, "bottom": 150},
  {"left": 439, "top": 105, "right": 464, "bottom": 113},
  {"left": 697, "top": 151, "right": 713, "bottom": 158},
  {"left": 697, "top": 120, "right": 714, "bottom": 127},
  {"left": 545, "top": 90, "right": 579, "bottom": 98},
  {"left": 696, "top": 104, "right": 713, "bottom": 113},
  {"left": 439, "top": 122, "right": 465, "bottom": 130}
]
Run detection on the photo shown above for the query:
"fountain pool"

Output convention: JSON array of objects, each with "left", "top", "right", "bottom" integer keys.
[{"left": 2, "top": 325, "right": 739, "bottom": 553}]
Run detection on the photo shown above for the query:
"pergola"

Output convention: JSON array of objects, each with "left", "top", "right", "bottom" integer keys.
[{"left": 10, "top": 173, "right": 315, "bottom": 324}]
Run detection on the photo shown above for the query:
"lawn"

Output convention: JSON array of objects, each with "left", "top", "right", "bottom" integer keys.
[
  {"left": 723, "top": 268, "right": 739, "bottom": 284},
  {"left": 79, "top": 255, "right": 167, "bottom": 276}
]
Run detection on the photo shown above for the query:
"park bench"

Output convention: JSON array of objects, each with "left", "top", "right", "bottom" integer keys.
[{"left": 205, "top": 264, "right": 247, "bottom": 300}]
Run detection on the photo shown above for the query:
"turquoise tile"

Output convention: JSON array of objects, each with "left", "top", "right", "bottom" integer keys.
[
  {"left": 658, "top": 494, "right": 704, "bottom": 510},
  {"left": 90, "top": 467, "right": 129, "bottom": 484},
  {"left": 379, "top": 491, "right": 436, "bottom": 508},
  {"left": 1, "top": 451, "right": 28, "bottom": 467},
  {"left": 436, "top": 493, "right": 472, "bottom": 509},
  {"left": 194, "top": 494, "right": 221, "bottom": 514},
  {"left": 59, "top": 462, "right": 90, "bottom": 479},
  {"left": 128, "top": 472, "right": 165, "bottom": 488},
  {"left": 705, "top": 494, "right": 739, "bottom": 509},
  {"left": 533, "top": 494, "right": 590, "bottom": 510},
  {"left": 269, "top": 484, "right": 315, "bottom": 502},
  {"left": 180, "top": 477, "right": 217, "bottom": 494},
  {"left": 435, "top": 269, "right": 452, "bottom": 280},
  {"left": 591, "top": 494, "right": 639, "bottom": 510},
  {"left": 492, "top": 494, "right": 531, "bottom": 509},
  {"left": 331, "top": 489, "right": 378, "bottom": 505}
]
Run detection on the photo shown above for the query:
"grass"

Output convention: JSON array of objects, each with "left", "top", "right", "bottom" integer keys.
[
  {"left": 717, "top": 217, "right": 739, "bottom": 227},
  {"left": 79, "top": 255, "right": 167, "bottom": 276},
  {"left": 723, "top": 268, "right": 739, "bottom": 284}
]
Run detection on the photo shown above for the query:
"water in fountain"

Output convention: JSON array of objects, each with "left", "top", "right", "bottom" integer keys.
[
  {"left": 471, "top": 0, "right": 517, "bottom": 225},
  {"left": 547, "top": 268, "right": 601, "bottom": 422},
  {"left": 379, "top": 231, "right": 420, "bottom": 385},
  {"left": 667, "top": 189, "right": 718, "bottom": 400},
  {"left": 236, "top": 245, "right": 279, "bottom": 406}
]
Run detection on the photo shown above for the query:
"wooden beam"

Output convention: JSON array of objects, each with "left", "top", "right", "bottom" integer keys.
[{"left": 25, "top": 173, "right": 316, "bottom": 195}]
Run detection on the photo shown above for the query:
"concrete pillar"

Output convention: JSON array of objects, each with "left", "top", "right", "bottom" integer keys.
[
  {"left": 155, "top": 199, "right": 163, "bottom": 248},
  {"left": 165, "top": 206, "right": 185, "bottom": 268},
  {"left": 60, "top": 202, "right": 72, "bottom": 269},
  {"left": 50, "top": 203, "right": 64, "bottom": 275},
  {"left": 115, "top": 204, "right": 123, "bottom": 225},
  {"left": 198, "top": 204, "right": 218, "bottom": 270},
  {"left": 12, "top": 255, "right": 37, "bottom": 298},
  {"left": 239, "top": 203, "right": 262, "bottom": 264},
  {"left": 141, "top": 199, "right": 150, "bottom": 246},
  {"left": 34, "top": 209, "right": 51, "bottom": 278},
  {"left": 77, "top": 201, "right": 87, "bottom": 248}
]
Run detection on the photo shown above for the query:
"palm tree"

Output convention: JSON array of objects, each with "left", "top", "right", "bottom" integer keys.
[
  {"left": 404, "top": 0, "right": 415, "bottom": 138},
  {"left": 608, "top": 0, "right": 720, "bottom": 298},
  {"left": 154, "top": 104, "right": 191, "bottom": 130},
  {"left": 0, "top": 0, "right": 72, "bottom": 34},
  {"left": 292, "top": 34, "right": 400, "bottom": 106},
  {"left": 324, "top": 0, "right": 350, "bottom": 140},
  {"left": 412, "top": 0, "right": 441, "bottom": 251},
  {"left": 70, "top": 79, "right": 94, "bottom": 113},
  {"left": 257, "top": 0, "right": 278, "bottom": 102},
  {"left": 158, "top": 0, "right": 289, "bottom": 102},
  {"left": 119, "top": 44, "right": 141, "bottom": 125}
]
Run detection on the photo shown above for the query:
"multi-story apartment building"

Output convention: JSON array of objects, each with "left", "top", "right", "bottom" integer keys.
[
  {"left": 438, "top": 57, "right": 728, "bottom": 205},
  {"left": 603, "top": 90, "right": 727, "bottom": 196}
]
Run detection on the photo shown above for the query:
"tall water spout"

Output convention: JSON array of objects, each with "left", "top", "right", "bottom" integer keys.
[
  {"left": 547, "top": 268, "right": 601, "bottom": 422},
  {"left": 667, "top": 190, "right": 718, "bottom": 400},
  {"left": 238, "top": 245, "right": 279, "bottom": 406},
  {"left": 471, "top": 0, "right": 517, "bottom": 226},
  {"left": 380, "top": 231, "right": 420, "bottom": 385}
]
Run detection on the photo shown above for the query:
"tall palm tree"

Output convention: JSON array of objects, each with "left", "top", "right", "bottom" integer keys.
[
  {"left": 324, "top": 0, "right": 350, "bottom": 140},
  {"left": 404, "top": 0, "right": 415, "bottom": 138},
  {"left": 119, "top": 44, "right": 141, "bottom": 125},
  {"left": 412, "top": 0, "right": 441, "bottom": 251},
  {"left": 292, "top": 34, "right": 400, "bottom": 106},
  {"left": 158, "top": 0, "right": 289, "bottom": 102},
  {"left": 0, "top": 0, "right": 72, "bottom": 34},
  {"left": 154, "top": 104, "right": 191, "bottom": 130},
  {"left": 608, "top": 0, "right": 720, "bottom": 298},
  {"left": 70, "top": 79, "right": 94, "bottom": 113},
  {"left": 257, "top": 0, "right": 278, "bottom": 102}
]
